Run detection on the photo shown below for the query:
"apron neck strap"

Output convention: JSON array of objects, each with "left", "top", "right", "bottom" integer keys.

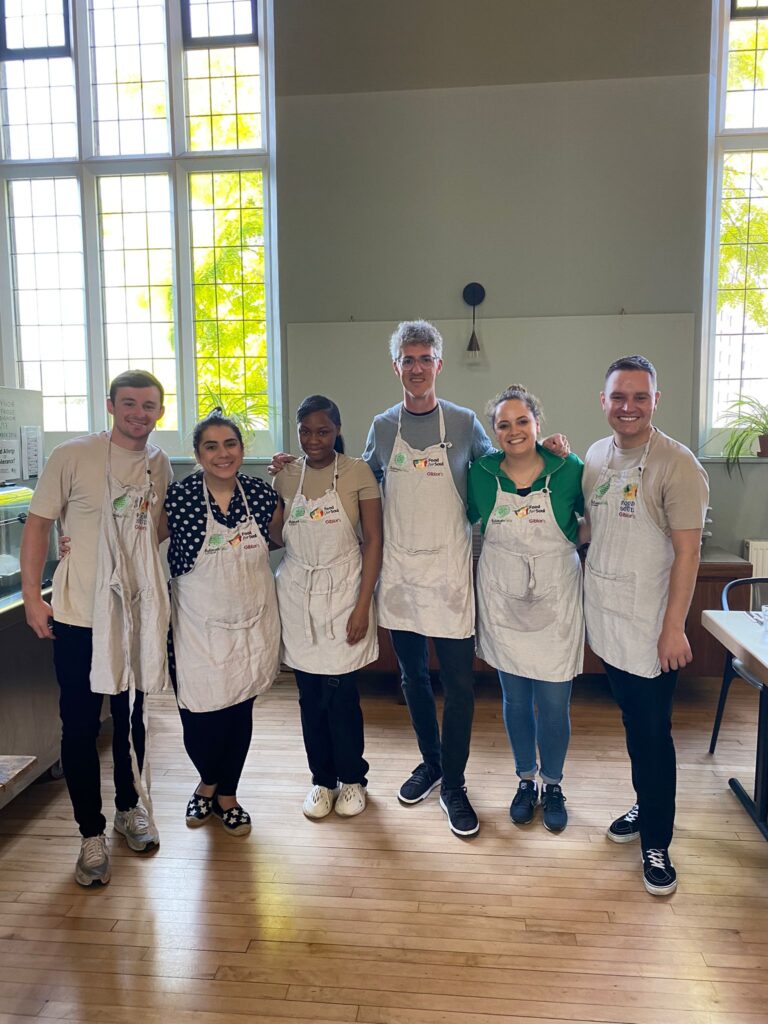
[
  {"left": 397, "top": 401, "right": 446, "bottom": 443},
  {"left": 202, "top": 473, "right": 251, "bottom": 525},
  {"left": 297, "top": 451, "right": 339, "bottom": 497}
]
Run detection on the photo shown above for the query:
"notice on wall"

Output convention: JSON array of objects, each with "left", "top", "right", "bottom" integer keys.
[
  {"left": 20, "top": 425, "right": 42, "bottom": 478},
  {"left": 0, "top": 438, "right": 20, "bottom": 483}
]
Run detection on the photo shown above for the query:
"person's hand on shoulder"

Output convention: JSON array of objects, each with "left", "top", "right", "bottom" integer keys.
[
  {"left": 542, "top": 434, "right": 571, "bottom": 458},
  {"left": 267, "top": 452, "right": 296, "bottom": 476},
  {"left": 657, "top": 626, "right": 693, "bottom": 673}
]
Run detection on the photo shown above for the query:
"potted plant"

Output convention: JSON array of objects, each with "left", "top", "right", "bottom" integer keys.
[{"left": 722, "top": 394, "right": 768, "bottom": 474}]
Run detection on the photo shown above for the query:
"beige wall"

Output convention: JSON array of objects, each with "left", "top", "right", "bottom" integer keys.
[{"left": 274, "top": 0, "right": 711, "bottom": 96}]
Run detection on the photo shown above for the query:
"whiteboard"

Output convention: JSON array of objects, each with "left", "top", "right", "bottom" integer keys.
[{"left": 286, "top": 314, "right": 695, "bottom": 459}]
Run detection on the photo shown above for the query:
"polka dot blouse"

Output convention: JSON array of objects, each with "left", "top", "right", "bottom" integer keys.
[{"left": 165, "top": 471, "right": 278, "bottom": 579}]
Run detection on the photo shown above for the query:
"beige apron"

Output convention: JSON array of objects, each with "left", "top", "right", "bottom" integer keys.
[
  {"left": 90, "top": 435, "right": 169, "bottom": 697},
  {"left": 584, "top": 434, "right": 674, "bottom": 678},
  {"left": 476, "top": 474, "right": 583, "bottom": 682},
  {"left": 377, "top": 402, "right": 474, "bottom": 639},
  {"left": 276, "top": 453, "right": 378, "bottom": 674},
  {"left": 170, "top": 475, "right": 280, "bottom": 712}
]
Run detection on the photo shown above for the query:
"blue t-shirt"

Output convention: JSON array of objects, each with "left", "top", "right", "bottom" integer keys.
[
  {"left": 164, "top": 471, "right": 277, "bottom": 579},
  {"left": 362, "top": 399, "right": 493, "bottom": 506}
]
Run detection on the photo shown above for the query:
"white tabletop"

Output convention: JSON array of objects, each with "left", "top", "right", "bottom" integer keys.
[{"left": 702, "top": 610, "right": 768, "bottom": 683}]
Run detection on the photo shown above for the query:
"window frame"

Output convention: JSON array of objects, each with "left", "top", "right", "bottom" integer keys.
[
  {"left": 700, "top": 0, "right": 768, "bottom": 455},
  {"left": 0, "top": 0, "right": 281, "bottom": 458},
  {"left": 180, "top": 0, "right": 258, "bottom": 50},
  {"left": 0, "top": 0, "right": 72, "bottom": 62}
]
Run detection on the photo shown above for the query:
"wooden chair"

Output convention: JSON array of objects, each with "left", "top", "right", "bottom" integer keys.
[{"left": 709, "top": 576, "right": 768, "bottom": 755}]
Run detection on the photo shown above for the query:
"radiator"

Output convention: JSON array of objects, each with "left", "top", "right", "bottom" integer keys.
[{"left": 745, "top": 539, "right": 768, "bottom": 578}]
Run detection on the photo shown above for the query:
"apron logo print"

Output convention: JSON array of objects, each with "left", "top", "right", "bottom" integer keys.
[
  {"left": 291, "top": 506, "right": 306, "bottom": 519},
  {"left": 413, "top": 458, "right": 428, "bottom": 469},
  {"left": 495, "top": 505, "right": 511, "bottom": 518},
  {"left": 208, "top": 533, "right": 225, "bottom": 549},
  {"left": 309, "top": 508, "right": 325, "bottom": 520},
  {"left": 228, "top": 534, "right": 242, "bottom": 548},
  {"left": 514, "top": 506, "right": 530, "bottom": 519},
  {"left": 394, "top": 452, "right": 407, "bottom": 467},
  {"left": 595, "top": 482, "right": 610, "bottom": 498},
  {"left": 112, "top": 494, "right": 129, "bottom": 513},
  {"left": 622, "top": 483, "right": 638, "bottom": 500}
]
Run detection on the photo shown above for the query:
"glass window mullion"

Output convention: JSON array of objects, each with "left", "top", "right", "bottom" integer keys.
[
  {"left": 81, "top": 168, "right": 107, "bottom": 432},
  {"left": 173, "top": 164, "right": 196, "bottom": 445},
  {"left": 0, "top": 180, "right": 18, "bottom": 387},
  {"left": 72, "top": 0, "right": 94, "bottom": 160}
]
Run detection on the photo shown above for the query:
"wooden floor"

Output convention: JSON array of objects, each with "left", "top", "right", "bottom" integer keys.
[{"left": 1, "top": 672, "right": 768, "bottom": 1024}]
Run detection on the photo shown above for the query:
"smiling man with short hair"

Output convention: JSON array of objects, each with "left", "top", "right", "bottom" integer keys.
[{"left": 582, "top": 354, "right": 709, "bottom": 896}]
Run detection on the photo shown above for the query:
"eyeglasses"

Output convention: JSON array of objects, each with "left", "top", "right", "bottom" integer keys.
[{"left": 397, "top": 355, "right": 436, "bottom": 369}]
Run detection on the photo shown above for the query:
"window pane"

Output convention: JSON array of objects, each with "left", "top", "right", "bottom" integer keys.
[
  {"left": 190, "top": 169, "right": 267, "bottom": 426},
  {"left": 185, "top": 45, "right": 260, "bottom": 151},
  {"left": 8, "top": 177, "right": 88, "bottom": 432},
  {"left": 185, "top": 0, "right": 254, "bottom": 40},
  {"left": 3, "top": 0, "right": 68, "bottom": 52},
  {"left": 90, "top": 0, "right": 169, "bottom": 156},
  {"left": 725, "top": 16, "right": 768, "bottom": 129},
  {"left": 98, "top": 174, "right": 177, "bottom": 427},
  {"left": 713, "top": 151, "right": 768, "bottom": 428},
  {"left": 1, "top": 57, "right": 77, "bottom": 159}
]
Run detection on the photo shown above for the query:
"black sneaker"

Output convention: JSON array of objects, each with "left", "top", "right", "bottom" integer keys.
[
  {"left": 541, "top": 783, "right": 568, "bottom": 833},
  {"left": 642, "top": 847, "right": 677, "bottom": 896},
  {"left": 398, "top": 763, "right": 442, "bottom": 804},
  {"left": 607, "top": 803, "right": 640, "bottom": 843},
  {"left": 509, "top": 779, "right": 538, "bottom": 824},
  {"left": 439, "top": 787, "right": 480, "bottom": 837}
]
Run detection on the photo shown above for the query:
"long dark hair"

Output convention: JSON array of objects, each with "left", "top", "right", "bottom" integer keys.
[
  {"left": 192, "top": 407, "right": 244, "bottom": 453},
  {"left": 295, "top": 395, "right": 345, "bottom": 454}
]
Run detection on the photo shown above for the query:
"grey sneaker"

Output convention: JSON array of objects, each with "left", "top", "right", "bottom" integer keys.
[
  {"left": 75, "top": 834, "right": 111, "bottom": 887},
  {"left": 114, "top": 804, "right": 159, "bottom": 852}
]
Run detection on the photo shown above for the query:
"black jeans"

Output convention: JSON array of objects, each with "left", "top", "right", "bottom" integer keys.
[
  {"left": 294, "top": 670, "right": 368, "bottom": 789},
  {"left": 390, "top": 630, "right": 475, "bottom": 790},
  {"left": 52, "top": 621, "right": 144, "bottom": 838},
  {"left": 603, "top": 659, "right": 678, "bottom": 850},
  {"left": 177, "top": 697, "right": 255, "bottom": 795}
]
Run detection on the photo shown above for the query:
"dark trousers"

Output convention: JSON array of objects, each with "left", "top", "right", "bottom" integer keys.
[
  {"left": 390, "top": 630, "right": 475, "bottom": 791},
  {"left": 294, "top": 670, "right": 368, "bottom": 789},
  {"left": 603, "top": 659, "right": 678, "bottom": 850},
  {"left": 177, "top": 698, "right": 255, "bottom": 795},
  {"left": 52, "top": 621, "right": 144, "bottom": 838}
]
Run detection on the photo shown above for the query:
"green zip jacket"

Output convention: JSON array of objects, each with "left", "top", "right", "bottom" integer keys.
[{"left": 467, "top": 445, "right": 584, "bottom": 544}]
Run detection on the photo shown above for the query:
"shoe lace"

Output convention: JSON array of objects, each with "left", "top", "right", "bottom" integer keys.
[
  {"left": 624, "top": 804, "right": 640, "bottom": 823},
  {"left": 545, "top": 785, "right": 564, "bottom": 810},
  {"left": 81, "top": 835, "right": 107, "bottom": 867},
  {"left": 513, "top": 781, "right": 535, "bottom": 803},
  {"left": 446, "top": 786, "right": 472, "bottom": 812},
  {"left": 125, "top": 806, "right": 149, "bottom": 832},
  {"left": 411, "top": 763, "right": 433, "bottom": 785},
  {"left": 645, "top": 847, "right": 667, "bottom": 870}
]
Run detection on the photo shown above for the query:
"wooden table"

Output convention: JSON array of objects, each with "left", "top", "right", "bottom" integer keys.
[{"left": 702, "top": 609, "right": 768, "bottom": 840}]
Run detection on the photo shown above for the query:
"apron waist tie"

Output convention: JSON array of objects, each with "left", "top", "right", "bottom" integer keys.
[{"left": 286, "top": 548, "right": 360, "bottom": 643}]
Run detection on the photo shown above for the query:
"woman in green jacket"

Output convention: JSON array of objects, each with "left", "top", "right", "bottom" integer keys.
[{"left": 468, "top": 384, "right": 584, "bottom": 833}]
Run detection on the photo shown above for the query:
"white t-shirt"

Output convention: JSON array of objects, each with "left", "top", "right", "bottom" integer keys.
[
  {"left": 582, "top": 428, "right": 709, "bottom": 536},
  {"left": 29, "top": 431, "right": 172, "bottom": 627}
]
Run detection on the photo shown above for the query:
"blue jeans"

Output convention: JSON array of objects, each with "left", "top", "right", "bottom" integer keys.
[
  {"left": 497, "top": 672, "right": 573, "bottom": 785},
  {"left": 390, "top": 630, "right": 475, "bottom": 790}
]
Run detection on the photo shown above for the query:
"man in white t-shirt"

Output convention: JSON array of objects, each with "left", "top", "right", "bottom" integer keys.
[
  {"left": 582, "top": 355, "right": 708, "bottom": 897},
  {"left": 21, "top": 370, "right": 172, "bottom": 887}
]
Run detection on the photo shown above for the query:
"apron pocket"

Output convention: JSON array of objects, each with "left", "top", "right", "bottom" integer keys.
[
  {"left": 487, "top": 580, "right": 555, "bottom": 633},
  {"left": 206, "top": 611, "right": 266, "bottom": 663},
  {"left": 585, "top": 564, "right": 636, "bottom": 621}
]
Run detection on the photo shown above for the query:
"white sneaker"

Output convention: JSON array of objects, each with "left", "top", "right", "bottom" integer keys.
[
  {"left": 302, "top": 784, "right": 338, "bottom": 819},
  {"left": 75, "top": 835, "right": 111, "bottom": 887},
  {"left": 114, "top": 804, "right": 159, "bottom": 852},
  {"left": 335, "top": 782, "right": 367, "bottom": 817}
]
